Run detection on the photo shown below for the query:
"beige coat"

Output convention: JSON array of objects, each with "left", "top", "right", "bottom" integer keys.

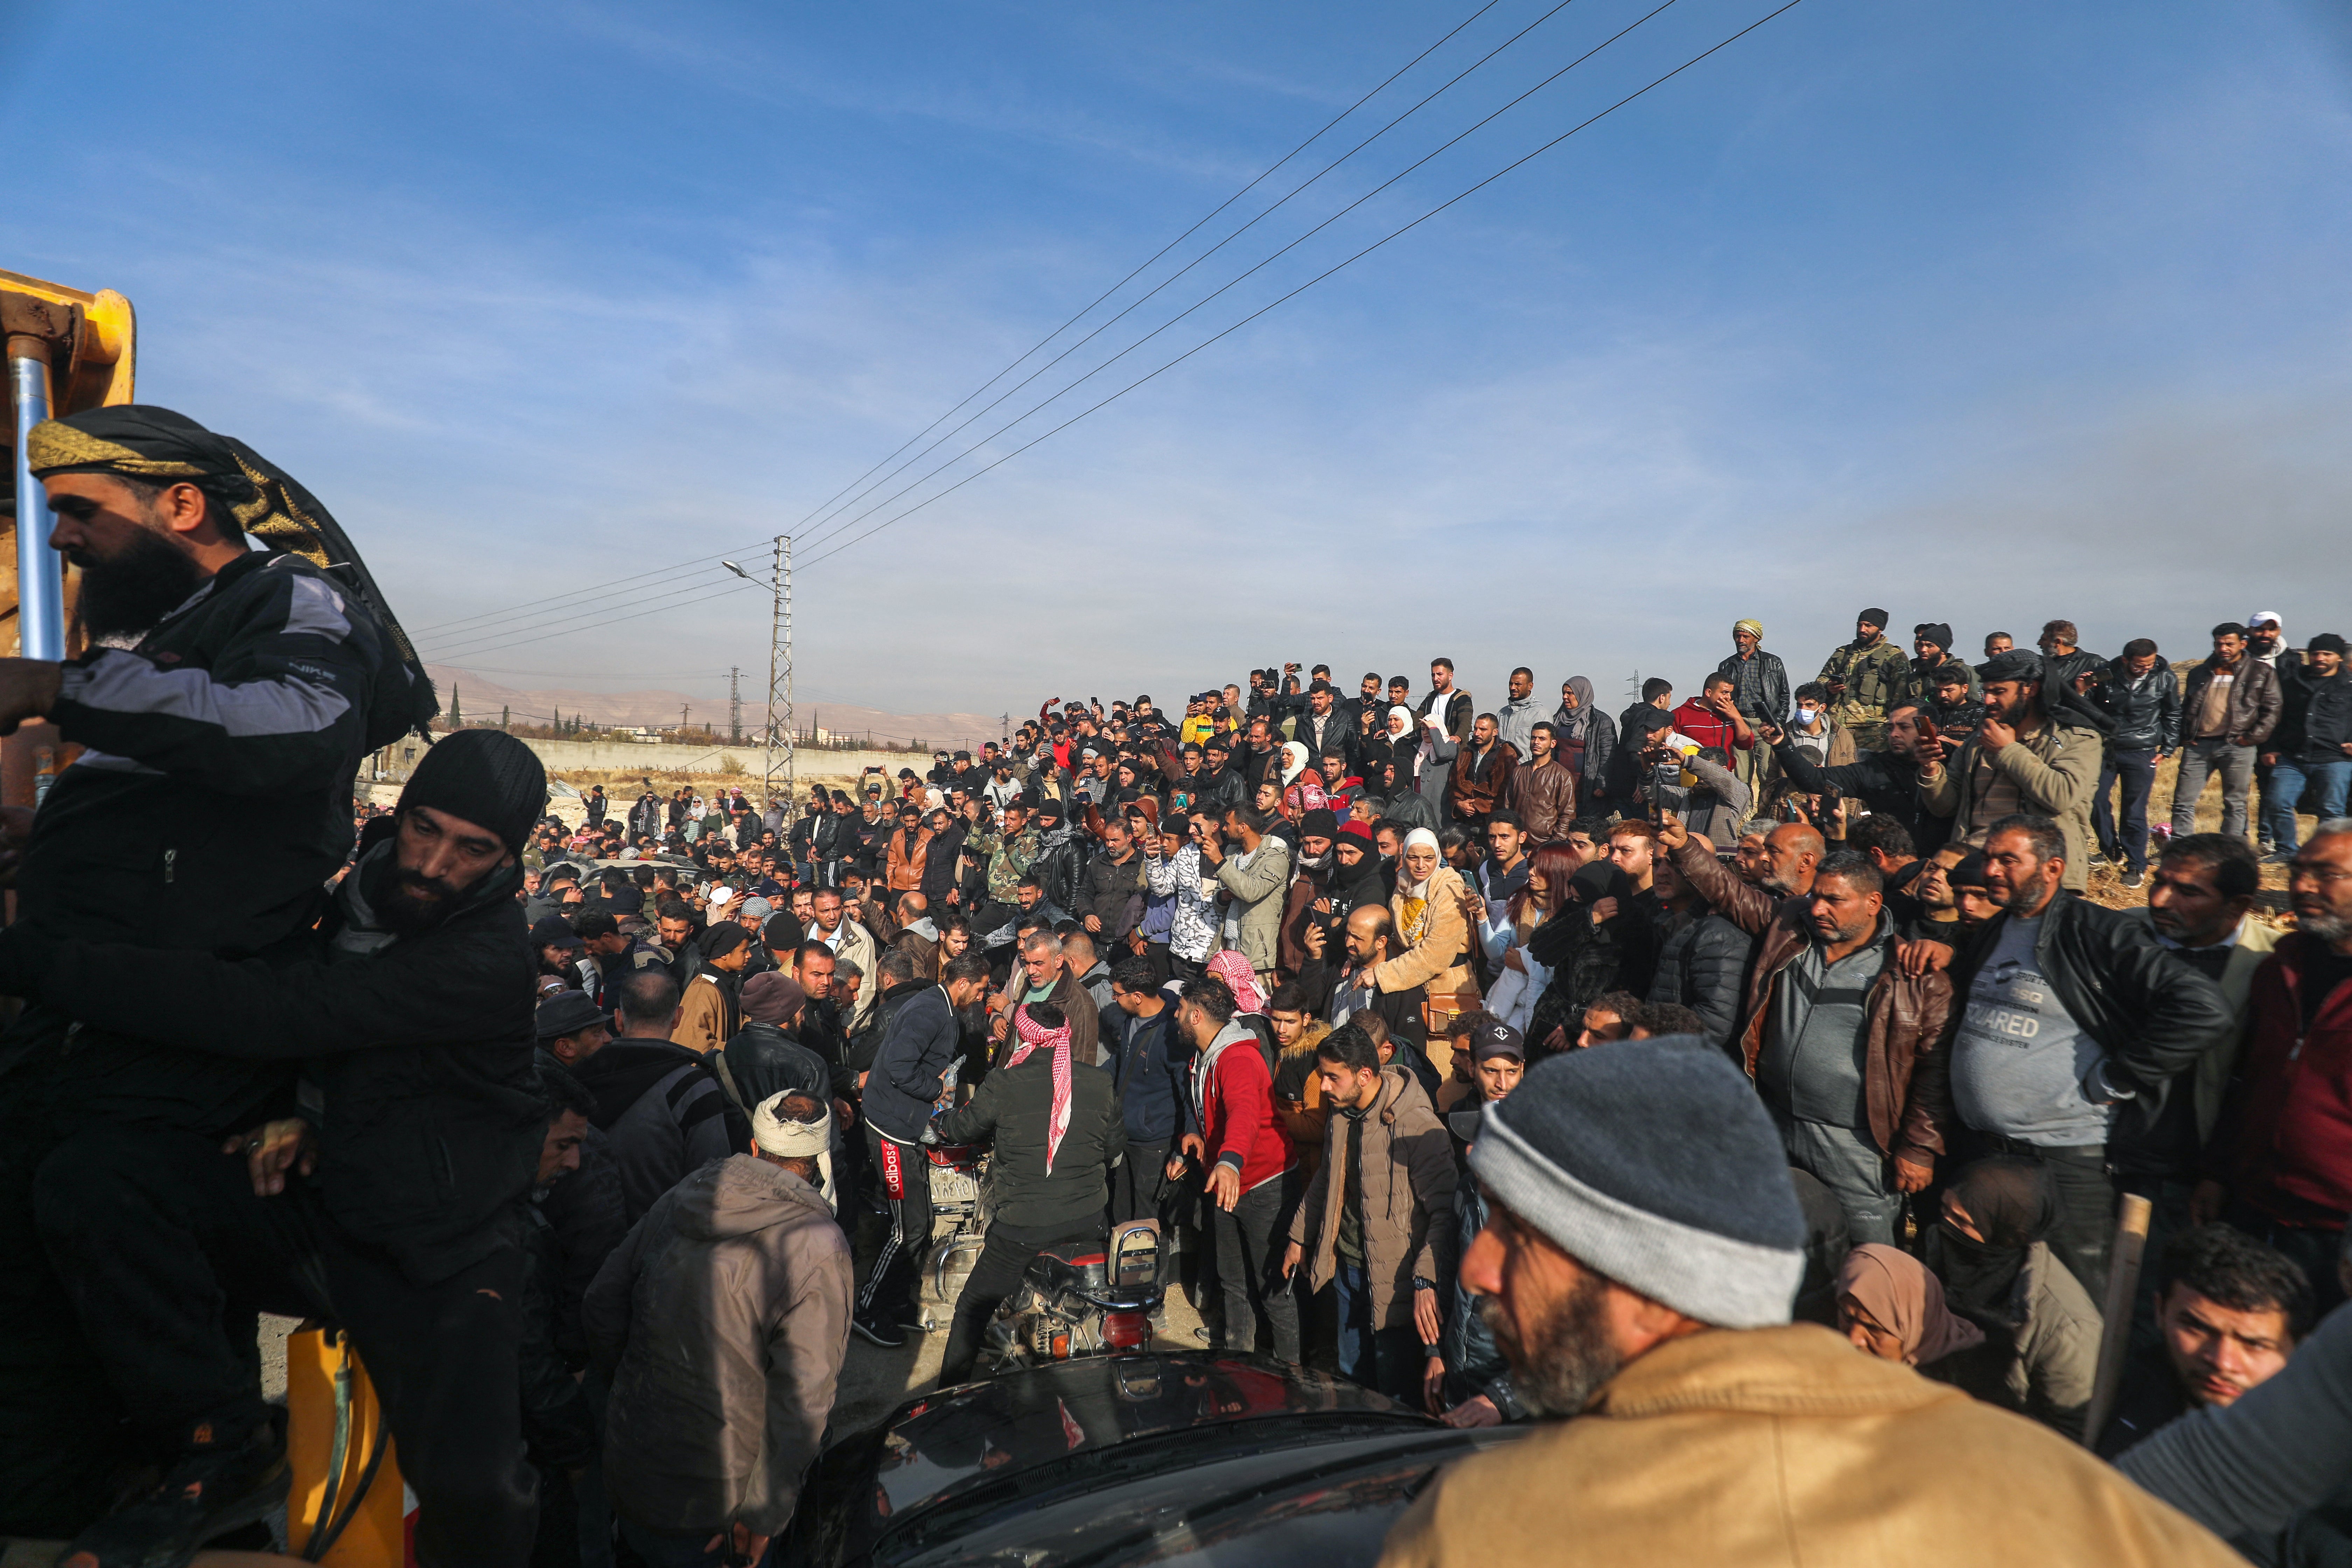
[
  {"left": 585, "top": 1155, "right": 852, "bottom": 1539},
  {"left": 1371, "top": 865, "right": 1474, "bottom": 1005},
  {"left": 1287, "top": 1066, "right": 1456, "bottom": 1331},
  {"left": 1380, "top": 1323, "right": 2239, "bottom": 1568},
  {"left": 1919, "top": 718, "right": 2104, "bottom": 890}
]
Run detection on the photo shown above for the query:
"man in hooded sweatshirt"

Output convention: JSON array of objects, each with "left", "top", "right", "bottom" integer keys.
[{"left": 585, "top": 1090, "right": 851, "bottom": 1568}]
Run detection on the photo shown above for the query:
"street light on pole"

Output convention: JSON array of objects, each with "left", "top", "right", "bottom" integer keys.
[{"left": 725, "top": 543, "right": 791, "bottom": 813}]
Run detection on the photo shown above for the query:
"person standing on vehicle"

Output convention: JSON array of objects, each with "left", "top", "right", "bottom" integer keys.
[
  {"left": 854, "top": 950, "right": 994, "bottom": 1348},
  {"left": 1171, "top": 972, "right": 1300, "bottom": 1363},
  {"left": 1376, "top": 1044, "right": 2243, "bottom": 1568},
  {"left": 6, "top": 731, "right": 553, "bottom": 1568},
  {"left": 1283, "top": 1022, "right": 1455, "bottom": 1400},
  {"left": 0, "top": 405, "right": 435, "bottom": 1542},
  {"left": 930, "top": 1003, "right": 1128, "bottom": 1385},
  {"left": 586, "top": 1090, "right": 851, "bottom": 1568}
]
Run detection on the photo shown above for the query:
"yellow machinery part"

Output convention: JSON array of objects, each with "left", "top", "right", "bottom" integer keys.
[{"left": 284, "top": 1326, "right": 409, "bottom": 1568}]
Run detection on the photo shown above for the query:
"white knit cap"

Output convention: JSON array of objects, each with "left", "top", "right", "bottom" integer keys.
[{"left": 751, "top": 1091, "right": 834, "bottom": 1204}]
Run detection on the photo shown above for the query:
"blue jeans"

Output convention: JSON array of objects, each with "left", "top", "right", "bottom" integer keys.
[
  {"left": 1332, "top": 1260, "right": 1423, "bottom": 1399},
  {"left": 2267, "top": 758, "right": 2352, "bottom": 854},
  {"left": 2094, "top": 747, "right": 2158, "bottom": 873},
  {"left": 2172, "top": 737, "right": 2258, "bottom": 839}
]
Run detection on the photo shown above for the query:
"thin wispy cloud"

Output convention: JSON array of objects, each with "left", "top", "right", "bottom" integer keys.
[{"left": 4, "top": 0, "right": 2345, "bottom": 713}]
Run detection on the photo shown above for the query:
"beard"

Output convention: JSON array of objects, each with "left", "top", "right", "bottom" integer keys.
[
  {"left": 1478, "top": 1268, "right": 1622, "bottom": 1417},
  {"left": 378, "top": 864, "right": 464, "bottom": 936},
  {"left": 2301, "top": 908, "right": 2351, "bottom": 946},
  {"left": 71, "top": 526, "right": 208, "bottom": 640}
]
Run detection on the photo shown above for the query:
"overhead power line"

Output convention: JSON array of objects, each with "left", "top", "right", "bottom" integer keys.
[
  {"left": 790, "top": 0, "right": 1589, "bottom": 556},
  {"left": 779, "top": 0, "right": 1512, "bottom": 545},
  {"left": 794, "top": 0, "right": 1810, "bottom": 573}
]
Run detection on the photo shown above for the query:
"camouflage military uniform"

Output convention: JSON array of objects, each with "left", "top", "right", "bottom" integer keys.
[
  {"left": 973, "top": 823, "right": 1044, "bottom": 904},
  {"left": 1816, "top": 636, "right": 1911, "bottom": 752}
]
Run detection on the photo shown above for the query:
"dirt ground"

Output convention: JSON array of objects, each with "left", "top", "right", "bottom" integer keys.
[{"left": 2076, "top": 749, "right": 2302, "bottom": 925}]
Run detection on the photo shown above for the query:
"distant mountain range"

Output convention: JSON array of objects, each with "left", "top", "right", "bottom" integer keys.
[{"left": 426, "top": 666, "right": 1006, "bottom": 751}]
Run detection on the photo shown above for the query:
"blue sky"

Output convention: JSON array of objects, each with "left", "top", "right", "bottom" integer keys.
[{"left": 6, "top": 0, "right": 2348, "bottom": 717}]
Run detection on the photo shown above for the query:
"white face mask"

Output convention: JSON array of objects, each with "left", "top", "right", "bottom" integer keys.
[{"left": 1796, "top": 706, "right": 1820, "bottom": 726}]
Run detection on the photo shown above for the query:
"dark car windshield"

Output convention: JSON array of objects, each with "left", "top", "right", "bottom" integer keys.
[{"left": 881, "top": 1411, "right": 1429, "bottom": 1562}]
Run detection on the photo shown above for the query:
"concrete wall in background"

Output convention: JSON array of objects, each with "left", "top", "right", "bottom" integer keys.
[{"left": 366, "top": 735, "right": 917, "bottom": 782}]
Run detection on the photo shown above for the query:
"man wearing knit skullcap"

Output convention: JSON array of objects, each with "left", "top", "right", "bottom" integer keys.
[
  {"left": 1378, "top": 1042, "right": 2245, "bottom": 1568},
  {"left": 1815, "top": 607, "right": 1911, "bottom": 754},
  {"left": 0, "top": 729, "right": 554, "bottom": 1567},
  {"left": 0, "top": 404, "right": 437, "bottom": 1542}
]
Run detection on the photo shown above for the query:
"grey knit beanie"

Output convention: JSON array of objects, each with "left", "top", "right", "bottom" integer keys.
[{"left": 1470, "top": 1039, "right": 1805, "bottom": 1329}]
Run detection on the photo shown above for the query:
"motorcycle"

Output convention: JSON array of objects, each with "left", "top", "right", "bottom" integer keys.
[{"left": 981, "top": 1219, "right": 1166, "bottom": 1372}]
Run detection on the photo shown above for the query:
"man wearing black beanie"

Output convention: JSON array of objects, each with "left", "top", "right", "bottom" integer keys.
[
  {"left": 1378, "top": 1043, "right": 2244, "bottom": 1568},
  {"left": 0, "top": 728, "right": 551, "bottom": 1568},
  {"left": 1816, "top": 608, "right": 1910, "bottom": 754}
]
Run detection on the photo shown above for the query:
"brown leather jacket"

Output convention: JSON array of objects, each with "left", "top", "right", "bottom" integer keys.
[
  {"left": 2180, "top": 654, "right": 2282, "bottom": 746},
  {"left": 1446, "top": 739, "right": 1518, "bottom": 822},
  {"left": 884, "top": 825, "right": 932, "bottom": 892},
  {"left": 1673, "top": 839, "right": 1954, "bottom": 1164},
  {"left": 1511, "top": 756, "right": 1578, "bottom": 842}
]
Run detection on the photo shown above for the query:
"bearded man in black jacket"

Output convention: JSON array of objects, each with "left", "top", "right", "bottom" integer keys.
[{"left": 0, "top": 731, "right": 551, "bottom": 1568}]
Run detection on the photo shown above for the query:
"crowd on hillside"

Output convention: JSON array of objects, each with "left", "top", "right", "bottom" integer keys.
[{"left": 2, "top": 397, "right": 2348, "bottom": 1568}]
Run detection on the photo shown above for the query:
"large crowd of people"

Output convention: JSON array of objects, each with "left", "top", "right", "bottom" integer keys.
[{"left": 1, "top": 401, "right": 2349, "bottom": 1567}]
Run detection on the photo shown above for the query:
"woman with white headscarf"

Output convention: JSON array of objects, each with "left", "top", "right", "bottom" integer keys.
[{"left": 1369, "top": 828, "right": 1476, "bottom": 1058}]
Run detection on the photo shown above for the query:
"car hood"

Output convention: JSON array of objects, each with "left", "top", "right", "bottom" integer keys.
[
  {"left": 791, "top": 1353, "right": 1517, "bottom": 1568},
  {"left": 871, "top": 1354, "right": 1403, "bottom": 1516}
]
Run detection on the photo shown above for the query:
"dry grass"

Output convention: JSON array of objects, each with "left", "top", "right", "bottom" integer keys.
[{"left": 2080, "top": 750, "right": 2297, "bottom": 927}]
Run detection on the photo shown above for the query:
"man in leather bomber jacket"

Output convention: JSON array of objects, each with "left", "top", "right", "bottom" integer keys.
[
  {"left": 2095, "top": 640, "right": 2182, "bottom": 884},
  {"left": 1937, "top": 815, "right": 2233, "bottom": 1296}
]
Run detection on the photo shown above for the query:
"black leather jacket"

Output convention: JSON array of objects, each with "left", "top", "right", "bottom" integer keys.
[
  {"left": 1942, "top": 889, "right": 2232, "bottom": 1139},
  {"left": 2099, "top": 663, "right": 2182, "bottom": 753}
]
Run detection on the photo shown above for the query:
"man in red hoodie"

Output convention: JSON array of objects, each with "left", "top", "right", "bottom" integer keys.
[
  {"left": 1169, "top": 972, "right": 1298, "bottom": 1362},
  {"left": 2197, "top": 823, "right": 2352, "bottom": 1311},
  {"left": 1671, "top": 671, "right": 1758, "bottom": 762}
]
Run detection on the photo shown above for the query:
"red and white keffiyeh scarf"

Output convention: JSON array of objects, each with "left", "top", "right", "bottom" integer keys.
[{"left": 1008, "top": 1003, "right": 1074, "bottom": 1174}]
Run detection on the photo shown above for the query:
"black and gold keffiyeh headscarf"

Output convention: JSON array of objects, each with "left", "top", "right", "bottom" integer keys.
[{"left": 28, "top": 404, "right": 438, "bottom": 737}]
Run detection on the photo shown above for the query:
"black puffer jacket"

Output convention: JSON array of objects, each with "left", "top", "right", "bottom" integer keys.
[
  {"left": 2099, "top": 663, "right": 2182, "bottom": 754},
  {"left": 0, "top": 841, "right": 544, "bottom": 1284},
  {"left": 1648, "top": 910, "right": 1752, "bottom": 1051},
  {"left": 935, "top": 1048, "right": 1125, "bottom": 1235},
  {"left": 2273, "top": 663, "right": 2352, "bottom": 765},
  {"left": 1941, "top": 890, "right": 2233, "bottom": 1135}
]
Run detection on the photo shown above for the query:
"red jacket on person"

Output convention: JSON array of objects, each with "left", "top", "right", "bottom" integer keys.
[
  {"left": 1670, "top": 698, "right": 1751, "bottom": 756},
  {"left": 2208, "top": 934, "right": 2352, "bottom": 1228},
  {"left": 1196, "top": 1023, "right": 1291, "bottom": 1192}
]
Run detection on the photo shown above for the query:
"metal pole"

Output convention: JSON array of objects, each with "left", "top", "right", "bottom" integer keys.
[
  {"left": 782, "top": 534, "right": 794, "bottom": 807},
  {"left": 8, "top": 340, "right": 65, "bottom": 662}
]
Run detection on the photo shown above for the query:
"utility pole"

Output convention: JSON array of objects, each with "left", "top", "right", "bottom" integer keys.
[
  {"left": 680, "top": 704, "right": 690, "bottom": 735},
  {"left": 747, "top": 534, "right": 792, "bottom": 813},
  {"left": 728, "top": 666, "right": 742, "bottom": 743}
]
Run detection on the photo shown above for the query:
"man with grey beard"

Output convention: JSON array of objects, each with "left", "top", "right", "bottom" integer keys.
[
  {"left": 2196, "top": 821, "right": 2352, "bottom": 1314},
  {"left": 1376, "top": 1042, "right": 2242, "bottom": 1568}
]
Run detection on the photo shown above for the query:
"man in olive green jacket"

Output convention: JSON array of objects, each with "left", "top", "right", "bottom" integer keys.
[
  {"left": 1818, "top": 608, "right": 1913, "bottom": 752},
  {"left": 1918, "top": 649, "right": 2103, "bottom": 890}
]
